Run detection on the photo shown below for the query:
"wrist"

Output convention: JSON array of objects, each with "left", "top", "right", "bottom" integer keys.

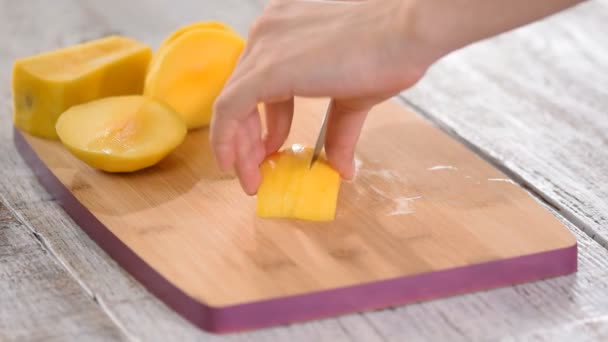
[
  {"left": 398, "top": 0, "right": 586, "bottom": 61},
  {"left": 374, "top": 0, "right": 452, "bottom": 73},
  {"left": 391, "top": 0, "right": 456, "bottom": 62}
]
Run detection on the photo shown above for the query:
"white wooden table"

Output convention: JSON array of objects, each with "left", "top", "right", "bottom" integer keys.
[{"left": 1, "top": 0, "right": 607, "bottom": 340}]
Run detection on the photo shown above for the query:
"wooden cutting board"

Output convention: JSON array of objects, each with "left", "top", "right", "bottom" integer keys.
[{"left": 14, "top": 98, "right": 577, "bottom": 333}]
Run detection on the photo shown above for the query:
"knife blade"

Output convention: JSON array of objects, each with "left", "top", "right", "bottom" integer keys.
[{"left": 309, "top": 99, "right": 333, "bottom": 169}]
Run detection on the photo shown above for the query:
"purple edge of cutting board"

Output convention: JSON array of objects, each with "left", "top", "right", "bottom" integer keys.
[{"left": 13, "top": 128, "right": 578, "bottom": 334}]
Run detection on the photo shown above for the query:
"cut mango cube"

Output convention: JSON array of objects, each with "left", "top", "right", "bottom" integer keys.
[
  {"left": 55, "top": 96, "right": 186, "bottom": 172},
  {"left": 144, "top": 23, "right": 245, "bottom": 129},
  {"left": 256, "top": 145, "right": 341, "bottom": 221},
  {"left": 12, "top": 36, "right": 152, "bottom": 139}
]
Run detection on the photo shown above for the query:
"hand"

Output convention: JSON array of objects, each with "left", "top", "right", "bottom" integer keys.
[
  {"left": 211, "top": 0, "right": 584, "bottom": 195},
  {"left": 210, "top": 0, "right": 433, "bottom": 195}
]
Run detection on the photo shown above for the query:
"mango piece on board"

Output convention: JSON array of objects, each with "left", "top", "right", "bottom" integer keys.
[
  {"left": 256, "top": 145, "right": 341, "bottom": 222},
  {"left": 153, "top": 21, "right": 237, "bottom": 77},
  {"left": 55, "top": 96, "right": 186, "bottom": 172},
  {"left": 144, "top": 23, "right": 245, "bottom": 129},
  {"left": 158, "top": 21, "right": 236, "bottom": 52},
  {"left": 12, "top": 36, "right": 152, "bottom": 139}
]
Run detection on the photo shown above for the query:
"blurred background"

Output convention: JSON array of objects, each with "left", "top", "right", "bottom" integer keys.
[{"left": 0, "top": 0, "right": 262, "bottom": 54}]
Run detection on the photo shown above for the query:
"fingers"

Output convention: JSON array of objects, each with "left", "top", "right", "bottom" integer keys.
[
  {"left": 263, "top": 99, "right": 294, "bottom": 154},
  {"left": 210, "top": 71, "right": 259, "bottom": 171},
  {"left": 324, "top": 99, "right": 372, "bottom": 180},
  {"left": 234, "top": 110, "right": 265, "bottom": 195}
]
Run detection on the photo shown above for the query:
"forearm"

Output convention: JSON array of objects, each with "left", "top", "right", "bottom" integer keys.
[{"left": 397, "top": 0, "right": 586, "bottom": 60}]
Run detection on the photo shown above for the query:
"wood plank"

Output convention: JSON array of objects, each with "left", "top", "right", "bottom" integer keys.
[
  {"left": 1, "top": 0, "right": 607, "bottom": 340},
  {"left": 400, "top": 0, "right": 608, "bottom": 247},
  {"left": 79, "top": 0, "right": 266, "bottom": 47},
  {"left": 10, "top": 185, "right": 608, "bottom": 341},
  {"left": 504, "top": 316, "right": 608, "bottom": 341},
  {"left": 0, "top": 197, "right": 125, "bottom": 341},
  {"left": 0, "top": 1, "right": 375, "bottom": 340},
  {"left": 15, "top": 92, "right": 577, "bottom": 331},
  {"left": 362, "top": 214, "right": 608, "bottom": 341},
  {"left": 0, "top": 2, "right": 127, "bottom": 340}
]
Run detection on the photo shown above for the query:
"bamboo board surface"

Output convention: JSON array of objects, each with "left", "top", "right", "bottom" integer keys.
[{"left": 14, "top": 97, "right": 577, "bottom": 333}]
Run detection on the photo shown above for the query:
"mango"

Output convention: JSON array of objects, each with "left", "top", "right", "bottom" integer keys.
[
  {"left": 55, "top": 96, "right": 186, "bottom": 172},
  {"left": 157, "top": 21, "right": 236, "bottom": 52},
  {"left": 144, "top": 23, "right": 245, "bottom": 129},
  {"left": 12, "top": 36, "right": 152, "bottom": 139},
  {"left": 256, "top": 145, "right": 341, "bottom": 221}
]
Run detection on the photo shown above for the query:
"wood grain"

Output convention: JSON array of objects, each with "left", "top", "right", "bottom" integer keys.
[
  {"left": 401, "top": 0, "right": 608, "bottom": 248},
  {"left": 17, "top": 94, "right": 576, "bottom": 331},
  {"left": 1, "top": 0, "right": 608, "bottom": 340},
  {"left": 30, "top": 97, "right": 579, "bottom": 298},
  {"left": 0, "top": 197, "right": 124, "bottom": 341},
  {"left": 505, "top": 315, "right": 608, "bottom": 342}
]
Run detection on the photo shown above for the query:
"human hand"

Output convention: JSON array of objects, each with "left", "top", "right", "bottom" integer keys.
[
  {"left": 211, "top": 0, "right": 584, "bottom": 195},
  {"left": 210, "top": 0, "right": 433, "bottom": 195}
]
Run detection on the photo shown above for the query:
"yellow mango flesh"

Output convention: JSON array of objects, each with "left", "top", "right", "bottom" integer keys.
[
  {"left": 55, "top": 96, "right": 186, "bottom": 172},
  {"left": 257, "top": 145, "right": 341, "bottom": 221},
  {"left": 158, "top": 21, "right": 236, "bottom": 52},
  {"left": 12, "top": 36, "right": 152, "bottom": 139},
  {"left": 144, "top": 26, "right": 245, "bottom": 129},
  {"left": 153, "top": 22, "right": 236, "bottom": 70}
]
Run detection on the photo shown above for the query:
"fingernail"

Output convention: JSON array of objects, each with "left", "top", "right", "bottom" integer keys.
[{"left": 244, "top": 175, "right": 261, "bottom": 196}]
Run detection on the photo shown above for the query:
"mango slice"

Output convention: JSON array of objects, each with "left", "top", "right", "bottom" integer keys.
[
  {"left": 12, "top": 36, "right": 152, "bottom": 139},
  {"left": 55, "top": 96, "right": 186, "bottom": 172},
  {"left": 256, "top": 145, "right": 341, "bottom": 221},
  {"left": 158, "top": 21, "right": 236, "bottom": 52},
  {"left": 144, "top": 24, "right": 245, "bottom": 129},
  {"left": 153, "top": 22, "right": 237, "bottom": 77}
]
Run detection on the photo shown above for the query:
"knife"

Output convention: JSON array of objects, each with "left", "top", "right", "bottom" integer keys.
[{"left": 309, "top": 99, "right": 333, "bottom": 169}]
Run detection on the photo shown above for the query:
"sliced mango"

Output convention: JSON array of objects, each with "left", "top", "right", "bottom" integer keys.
[
  {"left": 144, "top": 24, "right": 245, "bottom": 129},
  {"left": 157, "top": 21, "right": 236, "bottom": 52},
  {"left": 256, "top": 145, "right": 341, "bottom": 221},
  {"left": 12, "top": 36, "right": 152, "bottom": 139},
  {"left": 55, "top": 96, "right": 186, "bottom": 172},
  {"left": 152, "top": 22, "right": 237, "bottom": 77}
]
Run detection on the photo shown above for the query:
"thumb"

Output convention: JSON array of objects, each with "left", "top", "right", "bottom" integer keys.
[{"left": 324, "top": 98, "right": 373, "bottom": 179}]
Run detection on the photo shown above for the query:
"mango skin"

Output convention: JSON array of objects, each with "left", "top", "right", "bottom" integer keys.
[
  {"left": 256, "top": 145, "right": 341, "bottom": 222},
  {"left": 12, "top": 36, "right": 152, "bottom": 139},
  {"left": 144, "top": 24, "right": 245, "bottom": 130},
  {"left": 55, "top": 96, "right": 187, "bottom": 173}
]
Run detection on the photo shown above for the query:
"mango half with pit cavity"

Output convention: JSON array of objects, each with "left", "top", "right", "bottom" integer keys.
[
  {"left": 144, "top": 22, "right": 245, "bottom": 129},
  {"left": 55, "top": 96, "right": 186, "bottom": 172},
  {"left": 12, "top": 36, "right": 152, "bottom": 139},
  {"left": 256, "top": 145, "right": 341, "bottom": 221}
]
